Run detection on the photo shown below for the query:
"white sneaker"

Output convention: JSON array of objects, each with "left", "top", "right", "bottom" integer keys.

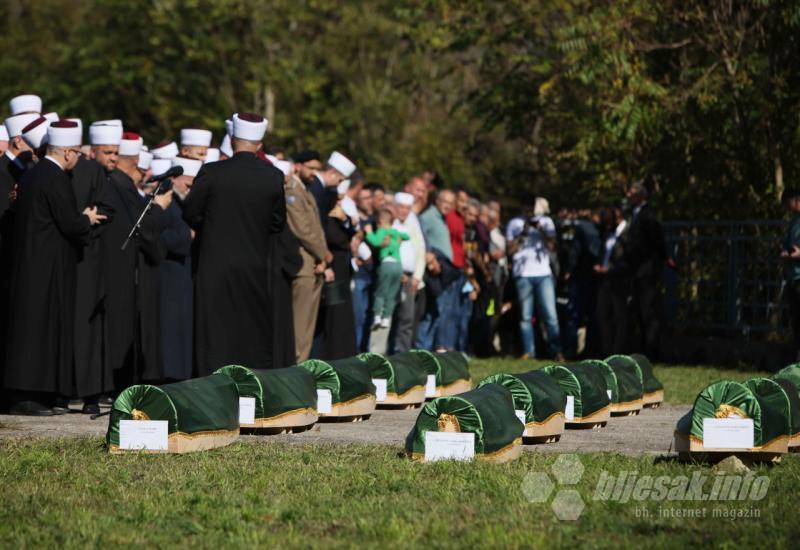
[
  {"left": 380, "top": 316, "right": 391, "bottom": 328},
  {"left": 372, "top": 316, "right": 382, "bottom": 330}
]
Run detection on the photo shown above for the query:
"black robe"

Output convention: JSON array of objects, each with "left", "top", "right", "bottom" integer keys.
[
  {"left": 158, "top": 200, "right": 193, "bottom": 381},
  {"left": 0, "top": 153, "right": 26, "bottom": 387},
  {"left": 182, "top": 152, "right": 286, "bottom": 375},
  {"left": 70, "top": 156, "right": 116, "bottom": 397},
  {"left": 101, "top": 169, "right": 167, "bottom": 386},
  {"left": 313, "top": 215, "right": 357, "bottom": 360},
  {"left": 3, "top": 159, "right": 90, "bottom": 395}
]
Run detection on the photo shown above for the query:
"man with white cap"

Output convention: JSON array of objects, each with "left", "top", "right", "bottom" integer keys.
[
  {"left": 70, "top": 130, "right": 118, "bottom": 414},
  {"left": 307, "top": 150, "right": 356, "bottom": 222},
  {"left": 180, "top": 129, "right": 212, "bottom": 161},
  {"left": 3, "top": 121, "right": 106, "bottom": 415},
  {"left": 89, "top": 120, "right": 122, "bottom": 174},
  {"left": 389, "top": 191, "right": 428, "bottom": 353},
  {"left": 20, "top": 116, "right": 50, "bottom": 160},
  {"left": 183, "top": 112, "right": 286, "bottom": 373},
  {"left": 0, "top": 112, "right": 39, "bottom": 378},
  {"left": 151, "top": 141, "right": 179, "bottom": 160},
  {"left": 101, "top": 132, "right": 172, "bottom": 388},
  {"left": 8, "top": 94, "right": 42, "bottom": 116},
  {"left": 284, "top": 152, "right": 331, "bottom": 362},
  {"left": 157, "top": 156, "right": 200, "bottom": 381}
]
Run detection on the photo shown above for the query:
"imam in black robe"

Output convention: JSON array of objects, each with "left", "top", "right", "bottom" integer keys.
[
  {"left": 0, "top": 152, "right": 27, "bottom": 389},
  {"left": 158, "top": 200, "right": 193, "bottom": 381},
  {"left": 182, "top": 151, "right": 286, "bottom": 375},
  {"left": 70, "top": 156, "right": 116, "bottom": 397},
  {"left": 3, "top": 158, "right": 90, "bottom": 396},
  {"left": 101, "top": 169, "right": 167, "bottom": 386}
]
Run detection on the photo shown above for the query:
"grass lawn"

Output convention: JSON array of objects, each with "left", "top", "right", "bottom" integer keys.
[
  {"left": 1, "top": 358, "right": 793, "bottom": 547},
  {"left": 0, "top": 438, "right": 796, "bottom": 548}
]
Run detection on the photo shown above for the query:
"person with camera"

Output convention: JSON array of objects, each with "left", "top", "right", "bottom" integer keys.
[{"left": 506, "top": 195, "right": 564, "bottom": 361}]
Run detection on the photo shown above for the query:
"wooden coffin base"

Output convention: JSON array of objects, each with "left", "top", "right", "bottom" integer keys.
[
  {"left": 643, "top": 390, "right": 664, "bottom": 409},
  {"left": 611, "top": 398, "right": 643, "bottom": 416},
  {"left": 566, "top": 405, "right": 611, "bottom": 429},
  {"left": 109, "top": 428, "right": 240, "bottom": 454},
  {"left": 522, "top": 413, "right": 565, "bottom": 444},
  {"left": 673, "top": 431, "right": 788, "bottom": 462}
]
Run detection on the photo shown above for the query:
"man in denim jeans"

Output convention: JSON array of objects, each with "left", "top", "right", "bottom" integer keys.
[{"left": 506, "top": 196, "right": 565, "bottom": 361}]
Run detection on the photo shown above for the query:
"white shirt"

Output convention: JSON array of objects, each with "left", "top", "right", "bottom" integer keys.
[
  {"left": 5, "top": 149, "right": 24, "bottom": 169},
  {"left": 602, "top": 220, "right": 627, "bottom": 268},
  {"left": 505, "top": 215, "right": 556, "bottom": 278},
  {"left": 489, "top": 227, "right": 507, "bottom": 267}
]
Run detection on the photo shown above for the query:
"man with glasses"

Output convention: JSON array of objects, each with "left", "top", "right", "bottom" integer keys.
[{"left": 3, "top": 121, "right": 106, "bottom": 416}]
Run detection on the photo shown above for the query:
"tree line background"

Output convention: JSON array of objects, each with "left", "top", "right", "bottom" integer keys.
[{"left": 1, "top": 0, "right": 799, "bottom": 220}]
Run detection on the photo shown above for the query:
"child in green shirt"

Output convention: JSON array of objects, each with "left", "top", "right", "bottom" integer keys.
[{"left": 365, "top": 209, "right": 410, "bottom": 328}]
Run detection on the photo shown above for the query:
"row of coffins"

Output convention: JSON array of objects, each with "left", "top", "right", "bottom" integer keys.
[
  {"left": 106, "top": 350, "right": 471, "bottom": 453},
  {"left": 673, "top": 364, "right": 800, "bottom": 461},
  {"left": 405, "top": 354, "right": 663, "bottom": 463}
]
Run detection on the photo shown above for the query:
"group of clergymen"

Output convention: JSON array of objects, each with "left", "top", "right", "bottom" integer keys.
[{"left": 0, "top": 93, "right": 359, "bottom": 416}]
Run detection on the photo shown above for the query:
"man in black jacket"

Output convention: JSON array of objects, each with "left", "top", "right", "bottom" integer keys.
[
  {"left": 624, "top": 182, "right": 668, "bottom": 359},
  {"left": 183, "top": 113, "right": 286, "bottom": 375}
]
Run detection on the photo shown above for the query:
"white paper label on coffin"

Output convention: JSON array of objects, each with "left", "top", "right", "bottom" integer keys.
[
  {"left": 317, "top": 389, "right": 333, "bottom": 414},
  {"left": 372, "top": 378, "right": 387, "bottom": 402},
  {"left": 703, "top": 418, "right": 754, "bottom": 449},
  {"left": 239, "top": 397, "right": 256, "bottom": 425},
  {"left": 425, "top": 374, "right": 437, "bottom": 397},
  {"left": 119, "top": 420, "right": 168, "bottom": 450},
  {"left": 515, "top": 410, "right": 527, "bottom": 436},
  {"left": 424, "top": 431, "right": 475, "bottom": 462},
  {"left": 565, "top": 396, "right": 575, "bottom": 421}
]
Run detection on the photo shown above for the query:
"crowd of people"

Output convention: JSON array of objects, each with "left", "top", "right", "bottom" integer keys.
[{"left": 0, "top": 94, "right": 670, "bottom": 417}]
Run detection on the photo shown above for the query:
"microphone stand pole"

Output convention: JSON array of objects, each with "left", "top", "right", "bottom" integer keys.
[{"left": 121, "top": 178, "right": 170, "bottom": 251}]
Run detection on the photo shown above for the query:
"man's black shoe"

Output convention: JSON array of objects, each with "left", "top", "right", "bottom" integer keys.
[
  {"left": 82, "top": 402, "right": 101, "bottom": 415},
  {"left": 51, "top": 396, "right": 72, "bottom": 415},
  {"left": 9, "top": 400, "right": 54, "bottom": 416}
]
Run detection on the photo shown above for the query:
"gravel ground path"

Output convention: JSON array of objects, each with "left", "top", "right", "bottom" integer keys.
[{"left": 0, "top": 404, "right": 688, "bottom": 456}]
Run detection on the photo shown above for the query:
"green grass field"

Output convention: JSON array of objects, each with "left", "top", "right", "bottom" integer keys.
[{"left": 1, "top": 359, "right": 795, "bottom": 548}]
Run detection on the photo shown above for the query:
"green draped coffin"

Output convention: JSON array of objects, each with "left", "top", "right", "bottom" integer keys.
[
  {"left": 297, "top": 357, "right": 377, "bottom": 417},
  {"left": 107, "top": 374, "right": 240, "bottom": 453},
  {"left": 405, "top": 383, "right": 523, "bottom": 463},
  {"left": 589, "top": 358, "right": 644, "bottom": 415},
  {"left": 409, "top": 349, "right": 472, "bottom": 397},
  {"left": 769, "top": 366, "right": 800, "bottom": 449},
  {"left": 478, "top": 371, "right": 566, "bottom": 440},
  {"left": 674, "top": 379, "right": 790, "bottom": 456},
  {"left": 358, "top": 352, "right": 427, "bottom": 406},
  {"left": 214, "top": 365, "right": 318, "bottom": 429},
  {"left": 541, "top": 363, "right": 611, "bottom": 426},
  {"left": 627, "top": 354, "right": 664, "bottom": 406}
]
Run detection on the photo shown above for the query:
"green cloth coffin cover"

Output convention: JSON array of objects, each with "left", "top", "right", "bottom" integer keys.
[
  {"left": 770, "top": 377, "right": 800, "bottom": 437},
  {"left": 478, "top": 371, "right": 567, "bottom": 424},
  {"left": 772, "top": 364, "right": 800, "bottom": 394},
  {"left": 410, "top": 349, "right": 470, "bottom": 387},
  {"left": 358, "top": 352, "right": 428, "bottom": 397},
  {"left": 214, "top": 365, "right": 317, "bottom": 420},
  {"left": 107, "top": 374, "right": 240, "bottom": 447},
  {"left": 627, "top": 354, "right": 663, "bottom": 394},
  {"left": 541, "top": 364, "right": 610, "bottom": 419},
  {"left": 675, "top": 380, "right": 790, "bottom": 448},
  {"left": 588, "top": 358, "right": 643, "bottom": 405},
  {"left": 297, "top": 357, "right": 376, "bottom": 404},
  {"left": 405, "top": 383, "right": 523, "bottom": 458}
]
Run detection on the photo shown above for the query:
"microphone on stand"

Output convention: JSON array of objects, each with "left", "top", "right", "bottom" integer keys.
[{"left": 145, "top": 165, "right": 183, "bottom": 183}]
